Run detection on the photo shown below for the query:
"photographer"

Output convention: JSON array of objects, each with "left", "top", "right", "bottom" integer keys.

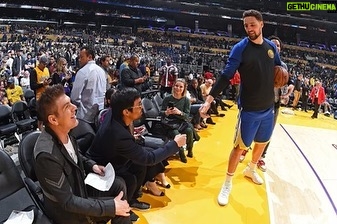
[{"left": 120, "top": 55, "right": 151, "bottom": 93}]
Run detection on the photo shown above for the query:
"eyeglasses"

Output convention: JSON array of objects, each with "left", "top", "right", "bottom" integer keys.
[
  {"left": 130, "top": 105, "right": 142, "bottom": 109},
  {"left": 128, "top": 102, "right": 143, "bottom": 110},
  {"left": 62, "top": 64, "right": 67, "bottom": 66}
]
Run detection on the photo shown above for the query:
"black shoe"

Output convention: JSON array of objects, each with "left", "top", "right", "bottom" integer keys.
[
  {"left": 156, "top": 180, "right": 171, "bottom": 189},
  {"left": 163, "top": 183, "right": 171, "bottom": 189},
  {"left": 187, "top": 151, "right": 193, "bottom": 158},
  {"left": 179, "top": 148, "right": 187, "bottom": 163},
  {"left": 130, "top": 211, "right": 139, "bottom": 222},
  {"left": 130, "top": 200, "right": 151, "bottom": 211},
  {"left": 206, "top": 118, "right": 216, "bottom": 125}
]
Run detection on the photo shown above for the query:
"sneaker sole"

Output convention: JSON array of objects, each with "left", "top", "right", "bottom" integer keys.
[
  {"left": 217, "top": 199, "right": 229, "bottom": 206},
  {"left": 258, "top": 166, "right": 267, "bottom": 172}
]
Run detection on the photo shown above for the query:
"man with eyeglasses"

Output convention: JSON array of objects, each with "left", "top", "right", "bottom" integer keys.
[{"left": 86, "top": 88, "right": 186, "bottom": 222}]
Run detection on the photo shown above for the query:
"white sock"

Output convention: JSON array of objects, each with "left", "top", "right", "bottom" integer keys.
[
  {"left": 249, "top": 162, "right": 257, "bottom": 170},
  {"left": 225, "top": 172, "right": 234, "bottom": 185}
]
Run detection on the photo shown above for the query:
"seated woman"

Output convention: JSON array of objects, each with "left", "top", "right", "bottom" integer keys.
[
  {"left": 187, "top": 78, "right": 217, "bottom": 129},
  {"left": 161, "top": 78, "right": 196, "bottom": 163},
  {"left": 200, "top": 79, "right": 226, "bottom": 118}
]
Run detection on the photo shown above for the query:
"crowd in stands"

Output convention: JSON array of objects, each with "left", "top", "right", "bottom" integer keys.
[{"left": 0, "top": 25, "right": 336, "bottom": 111}]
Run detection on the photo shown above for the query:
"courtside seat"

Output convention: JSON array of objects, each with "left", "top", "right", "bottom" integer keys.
[
  {"left": 69, "top": 119, "right": 96, "bottom": 155},
  {"left": 11, "top": 101, "right": 37, "bottom": 136},
  {"left": 24, "top": 89, "right": 35, "bottom": 104},
  {"left": 152, "top": 92, "right": 163, "bottom": 112},
  {"left": 18, "top": 131, "right": 51, "bottom": 220},
  {"left": 0, "top": 149, "right": 52, "bottom": 223},
  {"left": 0, "top": 105, "right": 18, "bottom": 148},
  {"left": 18, "top": 131, "right": 41, "bottom": 182},
  {"left": 137, "top": 97, "right": 169, "bottom": 139}
]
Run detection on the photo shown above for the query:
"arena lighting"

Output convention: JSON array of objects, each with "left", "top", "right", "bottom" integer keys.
[
  {"left": 32, "top": 6, "right": 46, "bottom": 10},
  {"left": 120, "top": 15, "right": 131, "bottom": 19},
  {"left": 181, "top": 2, "right": 199, "bottom": 6},
  {"left": 57, "top": 9, "right": 71, "bottom": 13},
  {"left": 156, "top": 18, "right": 167, "bottom": 23},
  {"left": 221, "top": 15, "right": 231, "bottom": 19},
  {"left": 0, "top": 3, "right": 6, "bottom": 7},
  {"left": 64, "top": 21, "right": 76, "bottom": 25},
  {"left": 95, "top": 12, "right": 109, "bottom": 16},
  {"left": 264, "top": 21, "right": 278, "bottom": 25},
  {"left": 20, "top": 5, "right": 31, "bottom": 9},
  {"left": 0, "top": 18, "right": 57, "bottom": 24}
]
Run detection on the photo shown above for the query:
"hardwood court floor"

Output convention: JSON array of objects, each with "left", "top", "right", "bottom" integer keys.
[{"left": 133, "top": 105, "right": 337, "bottom": 224}]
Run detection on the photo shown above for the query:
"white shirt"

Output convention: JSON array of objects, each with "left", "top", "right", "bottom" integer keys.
[
  {"left": 71, "top": 60, "right": 106, "bottom": 123},
  {"left": 63, "top": 136, "right": 78, "bottom": 164},
  {"left": 20, "top": 77, "right": 30, "bottom": 87}
]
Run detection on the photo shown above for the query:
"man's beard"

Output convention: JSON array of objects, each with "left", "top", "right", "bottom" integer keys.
[{"left": 247, "top": 31, "right": 261, "bottom": 40}]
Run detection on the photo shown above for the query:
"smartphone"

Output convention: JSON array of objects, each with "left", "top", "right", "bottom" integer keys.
[{"left": 168, "top": 102, "right": 174, "bottom": 109}]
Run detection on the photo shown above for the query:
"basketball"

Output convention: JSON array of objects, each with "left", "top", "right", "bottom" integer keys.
[{"left": 274, "top": 65, "right": 289, "bottom": 88}]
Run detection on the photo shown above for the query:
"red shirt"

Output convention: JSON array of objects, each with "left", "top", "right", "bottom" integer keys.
[
  {"left": 310, "top": 86, "right": 325, "bottom": 105},
  {"left": 230, "top": 72, "right": 240, "bottom": 85},
  {"left": 204, "top": 71, "right": 214, "bottom": 80}
]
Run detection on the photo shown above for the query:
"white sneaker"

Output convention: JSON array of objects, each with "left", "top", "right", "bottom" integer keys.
[
  {"left": 243, "top": 166, "right": 264, "bottom": 185},
  {"left": 217, "top": 182, "right": 232, "bottom": 206}
]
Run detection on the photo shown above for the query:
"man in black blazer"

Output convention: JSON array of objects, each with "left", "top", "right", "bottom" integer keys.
[{"left": 86, "top": 88, "right": 186, "bottom": 219}]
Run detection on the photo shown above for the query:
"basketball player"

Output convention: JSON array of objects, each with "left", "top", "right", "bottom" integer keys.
[
  {"left": 240, "top": 36, "right": 289, "bottom": 172},
  {"left": 199, "top": 9, "right": 282, "bottom": 206}
]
